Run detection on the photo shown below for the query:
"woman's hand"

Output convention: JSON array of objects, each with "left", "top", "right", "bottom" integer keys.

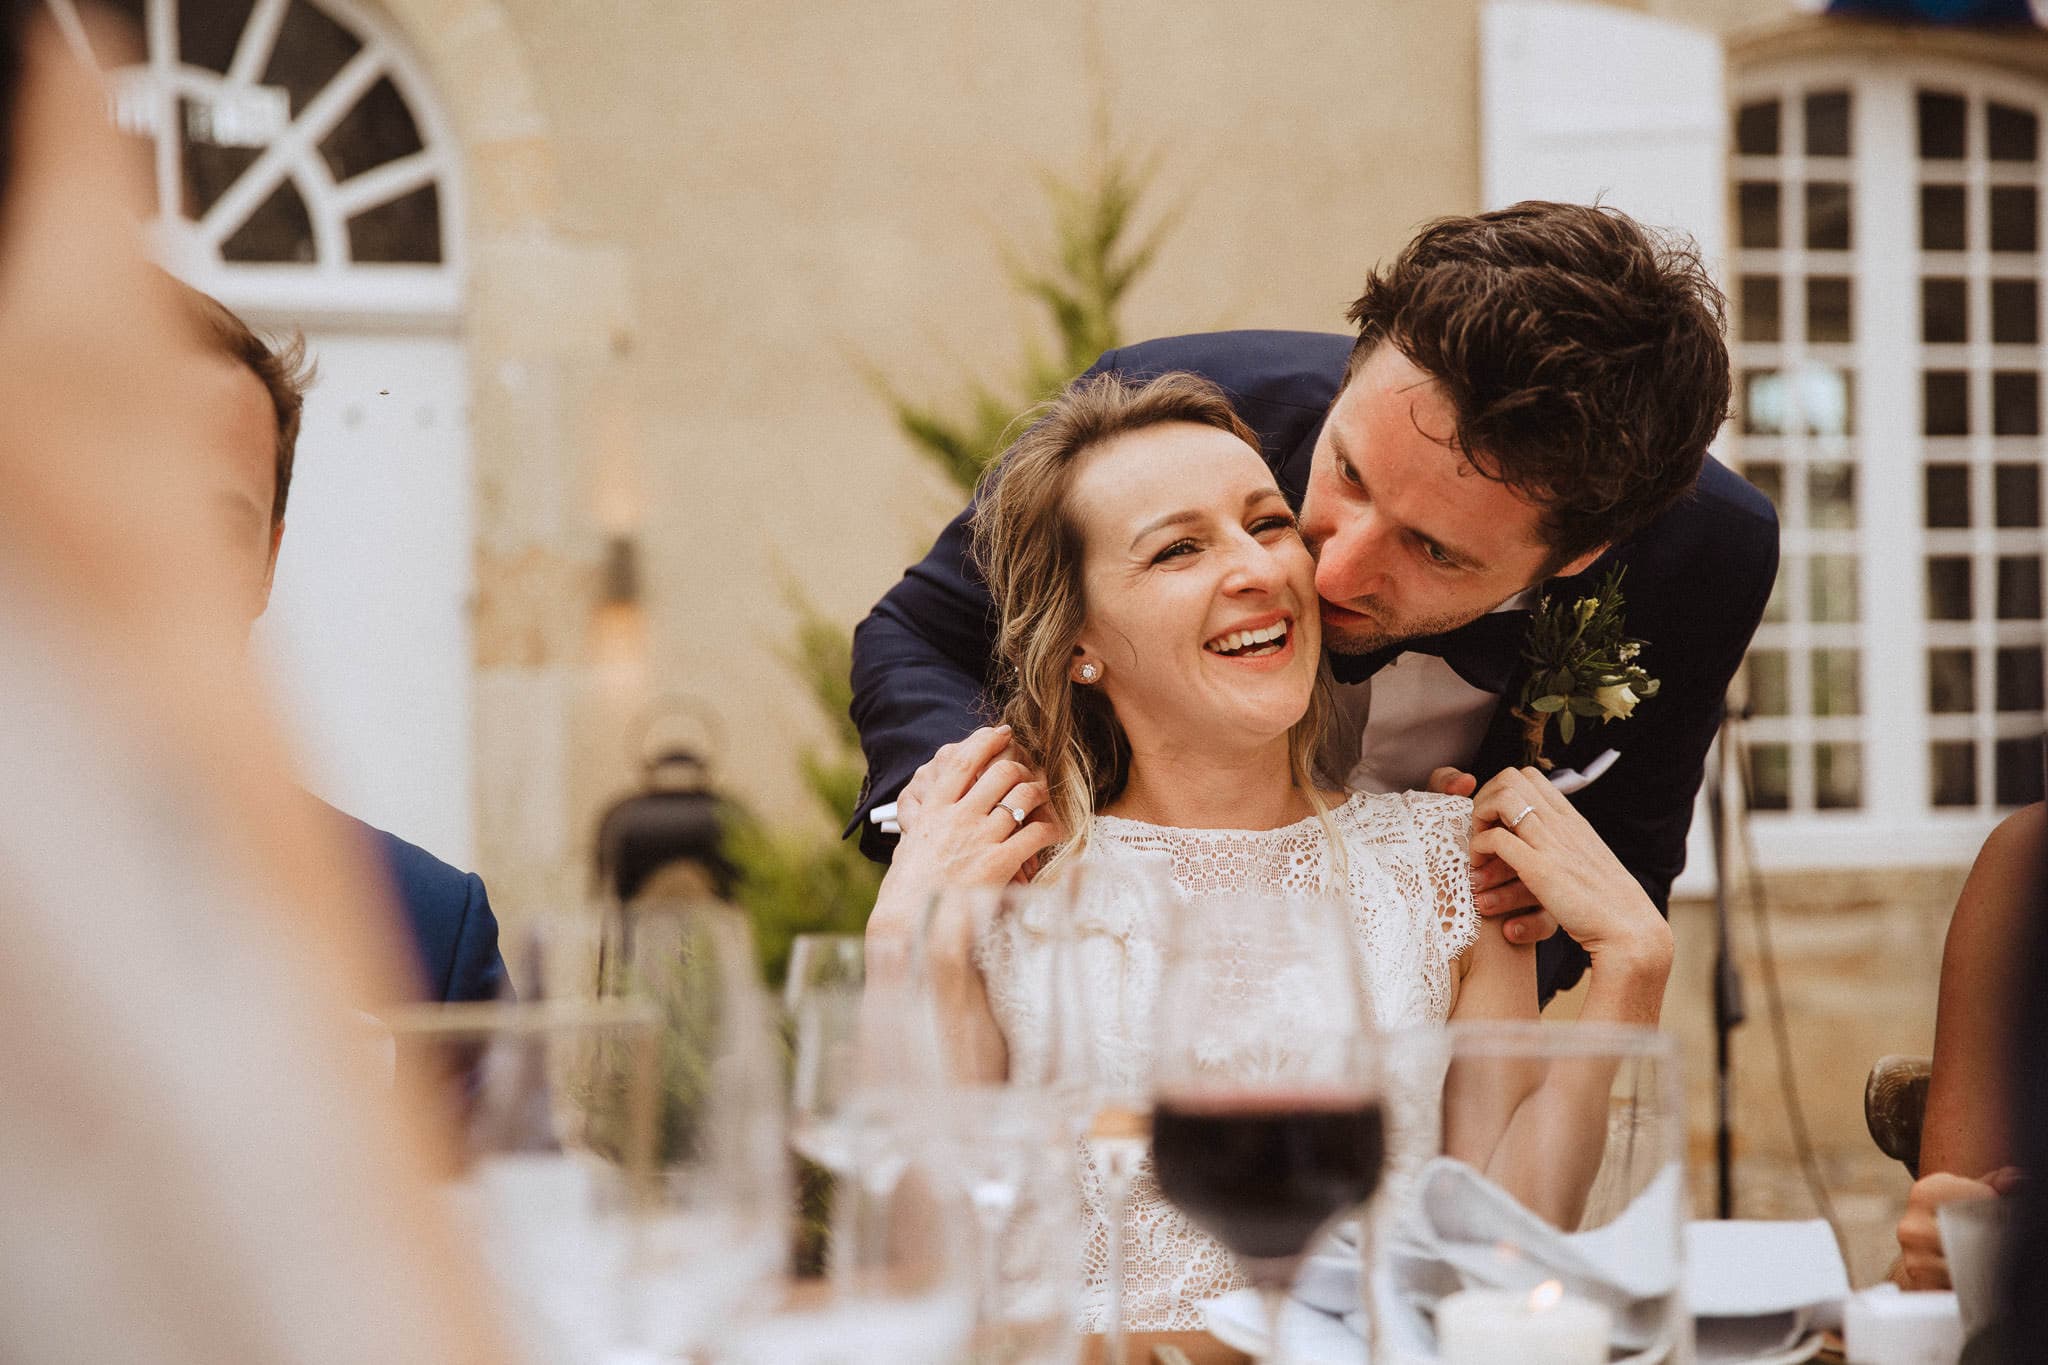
[
  {"left": 885, "top": 726, "right": 1058, "bottom": 898},
  {"left": 1894, "top": 1167, "right": 2022, "bottom": 1290},
  {"left": 863, "top": 727, "right": 1058, "bottom": 1080},
  {"left": 1468, "top": 767, "right": 1673, "bottom": 1012}
]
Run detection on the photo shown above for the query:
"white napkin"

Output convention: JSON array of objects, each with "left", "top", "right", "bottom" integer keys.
[
  {"left": 1379, "top": 1157, "right": 1683, "bottom": 1352},
  {"left": 1687, "top": 1219, "right": 1848, "bottom": 1363},
  {"left": 1227, "top": 1165, "right": 1847, "bottom": 1364}
]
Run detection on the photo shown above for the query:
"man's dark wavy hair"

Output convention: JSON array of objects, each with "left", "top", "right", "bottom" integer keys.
[{"left": 1344, "top": 200, "right": 1731, "bottom": 565}]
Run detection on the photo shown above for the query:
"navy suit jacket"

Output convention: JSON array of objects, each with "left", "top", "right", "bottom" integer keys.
[
  {"left": 338, "top": 810, "right": 508, "bottom": 1005},
  {"left": 849, "top": 330, "right": 1780, "bottom": 1002}
]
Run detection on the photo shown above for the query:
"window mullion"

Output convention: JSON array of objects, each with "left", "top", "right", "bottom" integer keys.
[{"left": 1854, "top": 71, "right": 1931, "bottom": 822}]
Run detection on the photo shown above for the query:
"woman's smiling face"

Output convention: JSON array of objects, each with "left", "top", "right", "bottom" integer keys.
[{"left": 1068, "top": 421, "right": 1322, "bottom": 753}]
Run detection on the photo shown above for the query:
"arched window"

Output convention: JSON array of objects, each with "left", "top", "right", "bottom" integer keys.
[
  {"left": 42, "top": 0, "right": 478, "bottom": 859},
  {"left": 48, "top": 0, "right": 463, "bottom": 320},
  {"left": 1734, "top": 58, "right": 2048, "bottom": 859}
]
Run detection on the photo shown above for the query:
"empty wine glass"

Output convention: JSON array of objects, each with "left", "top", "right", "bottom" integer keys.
[
  {"left": 922, "top": 879, "right": 1087, "bottom": 1365},
  {"left": 785, "top": 932, "right": 865, "bottom": 1010},
  {"left": 1380, "top": 1021, "right": 1687, "bottom": 1364},
  {"left": 390, "top": 994, "right": 662, "bottom": 1365},
  {"left": 608, "top": 899, "right": 791, "bottom": 1358},
  {"left": 725, "top": 1131, "right": 977, "bottom": 1365},
  {"left": 1149, "top": 890, "right": 1384, "bottom": 1365},
  {"left": 787, "top": 933, "right": 868, "bottom": 1176}
]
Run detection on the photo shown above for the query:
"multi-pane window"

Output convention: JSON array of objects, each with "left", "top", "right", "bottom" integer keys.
[
  {"left": 1916, "top": 87, "right": 2048, "bottom": 810},
  {"left": 46, "top": 0, "right": 457, "bottom": 306},
  {"left": 1733, "top": 67, "right": 2048, "bottom": 832},
  {"left": 1732, "top": 88, "right": 1865, "bottom": 813}
]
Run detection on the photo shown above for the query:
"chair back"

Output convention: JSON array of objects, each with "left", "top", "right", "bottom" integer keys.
[{"left": 1864, "top": 1054, "right": 1933, "bottom": 1177}]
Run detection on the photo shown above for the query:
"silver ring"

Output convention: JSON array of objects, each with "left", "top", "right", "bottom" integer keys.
[
  {"left": 997, "top": 800, "right": 1028, "bottom": 826},
  {"left": 1508, "top": 803, "right": 1536, "bottom": 830}
]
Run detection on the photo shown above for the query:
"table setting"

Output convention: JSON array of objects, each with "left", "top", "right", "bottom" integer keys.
[{"left": 384, "top": 887, "right": 1953, "bottom": 1365}]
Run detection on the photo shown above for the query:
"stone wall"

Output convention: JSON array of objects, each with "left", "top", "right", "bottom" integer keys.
[{"left": 1551, "top": 865, "right": 1965, "bottom": 1286}]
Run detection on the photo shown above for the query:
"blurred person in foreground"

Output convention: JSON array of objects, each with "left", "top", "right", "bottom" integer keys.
[
  {"left": 1892, "top": 801, "right": 2044, "bottom": 1292},
  {"left": 180, "top": 282, "right": 506, "bottom": 1006},
  {"left": 0, "top": 7, "right": 506, "bottom": 1361}
]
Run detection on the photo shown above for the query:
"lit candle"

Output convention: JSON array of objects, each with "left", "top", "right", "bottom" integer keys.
[{"left": 1437, "top": 1281, "right": 1612, "bottom": 1365}]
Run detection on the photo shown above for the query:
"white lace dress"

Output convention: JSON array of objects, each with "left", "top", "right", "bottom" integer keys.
[{"left": 981, "top": 790, "right": 1478, "bottom": 1332}]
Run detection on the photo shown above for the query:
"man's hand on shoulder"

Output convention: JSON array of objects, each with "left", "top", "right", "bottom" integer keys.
[{"left": 1429, "top": 765, "right": 1558, "bottom": 947}]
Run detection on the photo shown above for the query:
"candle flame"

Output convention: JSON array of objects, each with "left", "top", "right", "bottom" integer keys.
[{"left": 1528, "top": 1280, "right": 1564, "bottom": 1313}]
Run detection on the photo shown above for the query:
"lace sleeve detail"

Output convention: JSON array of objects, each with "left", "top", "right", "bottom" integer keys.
[{"left": 1398, "top": 791, "right": 1479, "bottom": 970}]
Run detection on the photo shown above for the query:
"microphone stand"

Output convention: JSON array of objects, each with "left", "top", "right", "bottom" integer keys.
[{"left": 1706, "top": 705, "right": 1751, "bottom": 1219}]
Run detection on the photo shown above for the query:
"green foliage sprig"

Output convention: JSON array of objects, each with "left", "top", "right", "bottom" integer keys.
[
  {"left": 1514, "top": 566, "right": 1660, "bottom": 767},
  {"left": 716, "top": 134, "right": 1174, "bottom": 1279}
]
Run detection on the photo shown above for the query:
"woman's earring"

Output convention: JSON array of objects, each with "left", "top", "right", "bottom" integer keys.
[{"left": 1077, "top": 662, "right": 1099, "bottom": 683}]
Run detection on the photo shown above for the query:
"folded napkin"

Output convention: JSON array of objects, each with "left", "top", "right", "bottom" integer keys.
[
  {"left": 1381, "top": 1156, "right": 1683, "bottom": 1354},
  {"left": 1687, "top": 1218, "right": 1847, "bottom": 1362},
  {"left": 1212, "top": 1160, "right": 1847, "bottom": 1364}
]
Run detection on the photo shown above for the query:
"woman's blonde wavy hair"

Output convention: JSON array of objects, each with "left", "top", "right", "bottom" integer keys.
[{"left": 969, "top": 371, "right": 1338, "bottom": 874}]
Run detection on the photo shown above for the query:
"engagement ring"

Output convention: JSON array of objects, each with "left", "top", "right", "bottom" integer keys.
[
  {"left": 1508, "top": 803, "right": 1536, "bottom": 829},
  {"left": 998, "top": 800, "right": 1028, "bottom": 826}
]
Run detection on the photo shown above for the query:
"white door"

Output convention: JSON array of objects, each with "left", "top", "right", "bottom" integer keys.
[{"left": 255, "top": 331, "right": 474, "bottom": 865}]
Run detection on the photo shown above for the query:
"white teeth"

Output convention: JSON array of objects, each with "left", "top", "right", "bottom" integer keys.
[{"left": 1206, "top": 621, "right": 1290, "bottom": 654}]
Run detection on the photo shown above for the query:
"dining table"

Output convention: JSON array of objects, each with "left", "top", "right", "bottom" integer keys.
[{"left": 1078, "top": 1333, "right": 1250, "bottom": 1364}]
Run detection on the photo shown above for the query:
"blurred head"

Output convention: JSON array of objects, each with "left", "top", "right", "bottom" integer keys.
[
  {"left": 1300, "top": 200, "right": 1730, "bottom": 654},
  {"left": 176, "top": 281, "right": 313, "bottom": 623},
  {"left": 972, "top": 372, "right": 1333, "bottom": 859}
]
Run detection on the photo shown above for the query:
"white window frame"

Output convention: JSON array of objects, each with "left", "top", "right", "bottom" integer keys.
[
  {"left": 47, "top": 0, "right": 465, "bottom": 329},
  {"left": 1735, "top": 56, "right": 2048, "bottom": 869}
]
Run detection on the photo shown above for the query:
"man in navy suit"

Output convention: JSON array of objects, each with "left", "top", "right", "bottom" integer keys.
[
  {"left": 184, "top": 282, "right": 507, "bottom": 1005},
  {"left": 850, "top": 202, "right": 1779, "bottom": 1004}
]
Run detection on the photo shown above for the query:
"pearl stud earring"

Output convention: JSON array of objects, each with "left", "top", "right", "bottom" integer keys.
[{"left": 1078, "top": 663, "right": 1099, "bottom": 682}]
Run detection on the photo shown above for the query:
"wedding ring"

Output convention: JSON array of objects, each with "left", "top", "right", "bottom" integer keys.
[
  {"left": 998, "top": 800, "right": 1029, "bottom": 826},
  {"left": 1508, "top": 803, "right": 1536, "bottom": 830}
]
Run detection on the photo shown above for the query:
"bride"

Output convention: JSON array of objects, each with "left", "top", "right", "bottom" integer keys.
[{"left": 864, "top": 371, "right": 1674, "bottom": 1330}]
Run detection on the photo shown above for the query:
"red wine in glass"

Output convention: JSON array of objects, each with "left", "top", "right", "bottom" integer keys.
[{"left": 1152, "top": 1092, "right": 1386, "bottom": 1262}]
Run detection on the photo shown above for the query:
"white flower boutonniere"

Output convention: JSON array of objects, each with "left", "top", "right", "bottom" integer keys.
[{"left": 1515, "top": 566, "right": 1661, "bottom": 769}]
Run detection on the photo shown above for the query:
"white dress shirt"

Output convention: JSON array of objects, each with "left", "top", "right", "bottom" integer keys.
[{"left": 1338, "top": 593, "right": 1535, "bottom": 794}]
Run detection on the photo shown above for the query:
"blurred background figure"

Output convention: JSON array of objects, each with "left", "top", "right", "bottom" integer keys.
[
  {"left": 0, "top": 5, "right": 506, "bottom": 1360},
  {"left": 1893, "top": 801, "right": 2043, "bottom": 1290},
  {"left": 174, "top": 278, "right": 506, "bottom": 1008}
]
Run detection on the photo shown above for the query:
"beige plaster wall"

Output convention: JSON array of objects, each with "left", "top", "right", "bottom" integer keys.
[
  {"left": 479, "top": 0, "right": 1492, "bottom": 842},
  {"left": 404, "top": 0, "right": 1886, "bottom": 910}
]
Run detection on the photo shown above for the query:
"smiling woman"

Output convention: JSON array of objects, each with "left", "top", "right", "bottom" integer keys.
[
  {"left": 858, "top": 370, "right": 1674, "bottom": 1332},
  {"left": 967, "top": 371, "right": 1339, "bottom": 866}
]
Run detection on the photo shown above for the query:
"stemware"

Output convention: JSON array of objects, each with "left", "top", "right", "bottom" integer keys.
[
  {"left": 389, "top": 994, "right": 662, "bottom": 1365},
  {"left": 785, "top": 931, "right": 865, "bottom": 1011},
  {"left": 460, "top": 900, "right": 786, "bottom": 1358},
  {"left": 609, "top": 900, "right": 791, "bottom": 1358},
  {"left": 922, "top": 879, "right": 1089, "bottom": 1365},
  {"left": 1384, "top": 1021, "right": 1689, "bottom": 1365},
  {"left": 786, "top": 933, "right": 869, "bottom": 1176},
  {"left": 1149, "top": 890, "right": 1384, "bottom": 1365}
]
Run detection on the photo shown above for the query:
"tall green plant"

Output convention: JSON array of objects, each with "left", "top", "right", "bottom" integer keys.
[
  {"left": 882, "top": 147, "right": 1174, "bottom": 493},
  {"left": 722, "top": 136, "right": 1172, "bottom": 1278},
  {"left": 726, "top": 140, "right": 1173, "bottom": 992}
]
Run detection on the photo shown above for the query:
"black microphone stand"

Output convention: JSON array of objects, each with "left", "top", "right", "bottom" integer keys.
[{"left": 1706, "top": 704, "right": 1751, "bottom": 1219}]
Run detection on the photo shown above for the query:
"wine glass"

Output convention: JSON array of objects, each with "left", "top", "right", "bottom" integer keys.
[
  {"left": 922, "top": 879, "right": 1087, "bottom": 1365},
  {"left": 390, "top": 994, "right": 663, "bottom": 1365},
  {"left": 1149, "top": 890, "right": 1384, "bottom": 1364},
  {"left": 785, "top": 932, "right": 865, "bottom": 1010},
  {"left": 608, "top": 899, "right": 791, "bottom": 1358},
  {"left": 787, "top": 933, "right": 868, "bottom": 1176},
  {"left": 1383, "top": 1021, "right": 1687, "bottom": 1364}
]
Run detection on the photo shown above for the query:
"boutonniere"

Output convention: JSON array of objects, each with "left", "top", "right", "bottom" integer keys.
[{"left": 1514, "top": 566, "right": 1660, "bottom": 769}]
